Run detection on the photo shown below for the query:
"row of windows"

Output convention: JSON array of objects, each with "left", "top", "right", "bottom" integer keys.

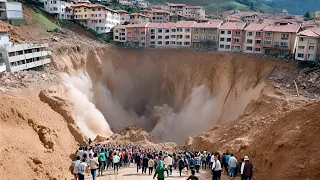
[
  {"left": 150, "top": 28, "right": 190, "bottom": 33},
  {"left": 298, "top": 46, "right": 315, "bottom": 50},
  {"left": 297, "top": 53, "right": 314, "bottom": 59},
  {"left": 150, "top": 35, "right": 190, "bottom": 39},
  {"left": 194, "top": 29, "right": 217, "bottom": 33},
  {"left": 219, "top": 45, "right": 241, "bottom": 51},
  {"left": 194, "top": 36, "right": 217, "bottom": 40},
  {"left": 8, "top": 48, "right": 44, "bottom": 57},
  {"left": 150, "top": 41, "right": 191, "bottom": 45},
  {"left": 9, "top": 56, "right": 49, "bottom": 67},
  {"left": 246, "top": 47, "right": 261, "bottom": 52}
]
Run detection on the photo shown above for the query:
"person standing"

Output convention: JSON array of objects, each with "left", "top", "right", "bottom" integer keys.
[
  {"left": 194, "top": 155, "right": 200, "bottom": 173},
  {"left": 135, "top": 153, "right": 141, "bottom": 173},
  {"left": 212, "top": 155, "right": 222, "bottom": 180},
  {"left": 187, "top": 169, "right": 199, "bottom": 180},
  {"left": 78, "top": 156, "right": 88, "bottom": 180},
  {"left": 142, "top": 154, "right": 149, "bottom": 174},
  {"left": 224, "top": 153, "right": 230, "bottom": 175},
  {"left": 73, "top": 156, "right": 81, "bottom": 180},
  {"left": 240, "top": 158, "right": 245, "bottom": 180},
  {"left": 98, "top": 149, "right": 106, "bottom": 176},
  {"left": 178, "top": 156, "right": 185, "bottom": 177},
  {"left": 228, "top": 154, "right": 238, "bottom": 179},
  {"left": 148, "top": 156, "right": 155, "bottom": 175},
  {"left": 168, "top": 155, "right": 173, "bottom": 175},
  {"left": 89, "top": 153, "right": 99, "bottom": 180},
  {"left": 243, "top": 156, "right": 253, "bottom": 180},
  {"left": 113, "top": 152, "right": 120, "bottom": 174}
]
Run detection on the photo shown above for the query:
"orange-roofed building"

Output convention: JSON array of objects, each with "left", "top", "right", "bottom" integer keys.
[
  {"left": 262, "top": 24, "right": 301, "bottom": 57},
  {"left": 185, "top": 5, "right": 205, "bottom": 19},
  {"left": 173, "top": 21, "right": 196, "bottom": 47},
  {"left": 118, "top": 10, "right": 130, "bottom": 24},
  {"left": 150, "top": 22, "right": 176, "bottom": 48},
  {"left": 295, "top": 27, "right": 320, "bottom": 61},
  {"left": 218, "top": 22, "right": 246, "bottom": 52},
  {"left": 129, "top": 13, "right": 151, "bottom": 24},
  {"left": 150, "top": 9, "right": 172, "bottom": 23},
  {"left": 243, "top": 23, "right": 267, "bottom": 53},
  {"left": 126, "top": 22, "right": 150, "bottom": 47},
  {"left": 113, "top": 25, "right": 127, "bottom": 46},
  {"left": 192, "top": 21, "right": 223, "bottom": 50}
]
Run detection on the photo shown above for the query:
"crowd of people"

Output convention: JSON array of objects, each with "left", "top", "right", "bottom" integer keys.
[{"left": 72, "top": 142, "right": 254, "bottom": 180}]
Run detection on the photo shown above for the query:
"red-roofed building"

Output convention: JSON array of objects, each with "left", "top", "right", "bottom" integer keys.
[
  {"left": 126, "top": 22, "right": 150, "bottom": 47},
  {"left": 44, "top": 0, "right": 73, "bottom": 19},
  {"left": 173, "top": 21, "right": 196, "bottom": 47},
  {"left": 295, "top": 27, "right": 320, "bottom": 61},
  {"left": 113, "top": 25, "right": 127, "bottom": 45},
  {"left": 129, "top": 13, "right": 150, "bottom": 24},
  {"left": 243, "top": 23, "right": 268, "bottom": 53},
  {"left": 118, "top": 10, "right": 130, "bottom": 25},
  {"left": 148, "top": 22, "right": 176, "bottom": 48},
  {"left": 192, "top": 21, "right": 223, "bottom": 50},
  {"left": 262, "top": 24, "right": 301, "bottom": 57},
  {"left": 218, "top": 22, "right": 246, "bottom": 52}
]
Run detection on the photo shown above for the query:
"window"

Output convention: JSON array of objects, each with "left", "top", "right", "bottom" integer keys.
[
  {"left": 151, "top": 29, "right": 155, "bottom": 34},
  {"left": 201, "top": 29, "right": 206, "bottom": 33},
  {"left": 256, "top": 40, "right": 262, "bottom": 44},
  {"left": 177, "top": 28, "right": 183, "bottom": 32},
  {"left": 266, "top": 32, "right": 272, "bottom": 37},
  {"left": 227, "top": 31, "right": 231, "bottom": 34},
  {"left": 177, "top": 42, "right": 182, "bottom": 45},
  {"left": 280, "top": 42, "right": 288, "bottom": 47},
  {"left": 165, "top": 36, "right": 169, "bottom": 39},
  {"left": 254, "top": 48, "right": 261, "bottom": 52},
  {"left": 297, "top": 53, "right": 304, "bottom": 58},
  {"left": 185, "top": 35, "right": 190, "bottom": 39},
  {"left": 171, "top": 41, "right": 176, "bottom": 44},
  {"left": 202, "top": 36, "right": 206, "bottom": 39},
  {"left": 247, "top": 39, "right": 253, "bottom": 44},
  {"left": 158, "top": 29, "right": 163, "bottom": 33},
  {"left": 247, "top": 32, "right": 253, "bottom": 36},
  {"left": 220, "top": 38, "right": 225, "bottom": 42},
  {"left": 194, "top": 36, "right": 199, "bottom": 39},
  {"left": 256, "top": 32, "right": 262, "bottom": 36},
  {"left": 220, "top": 44, "right": 225, "bottom": 48},
  {"left": 227, "top": 38, "right": 231, "bottom": 42},
  {"left": 185, "top": 28, "right": 190, "bottom": 32},
  {"left": 264, "top": 41, "right": 272, "bottom": 45},
  {"left": 151, "top": 36, "right": 155, "bottom": 39},
  {"left": 166, "top": 29, "right": 170, "bottom": 33},
  {"left": 166, "top": 41, "right": 170, "bottom": 45},
  {"left": 158, "top": 36, "right": 162, "bottom": 39},
  {"left": 299, "top": 37, "right": 305, "bottom": 42},
  {"left": 172, "top": 29, "right": 176, "bottom": 32},
  {"left": 246, "top": 46, "right": 253, "bottom": 51},
  {"left": 281, "top": 33, "right": 289, "bottom": 39},
  {"left": 309, "top": 46, "right": 315, "bottom": 50},
  {"left": 158, "top": 41, "right": 162, "bottom": 45},
  {"left": 184, "top": 42, "right": 191, "bottom": 45},
  {"left": 279, "top": 51, "right": 285, "bottom": 56},
  {"left": 177, "top": 35, "right": 183, "bottom": 39},
  {"left": 235, "top": 31, "right": 241, "bottom": 35},
  {"left": 225, "top": 45, "right": 231, "bottom": 49},
  {"left": 308, "top": 54, "right": 314, "bottom": 59},
  {"left": 298, "top": 46, "right": 305, "bottom": 49},
  {"left": 195, "top": 28, "right": 199, "bottom": 32},
  {"left": 209, "top": 36, "right": 214, "bottom": 40},
  {"left": 234, "top": 38, "right": 240, "bottom": 43},
  {"left": 234, "top": 46, "right": 241, "bottom": 51},
  {"left": 221, "top": 30, "right": 225, "bottom": 34},
  {"left": 171, "top": 35, "right": 176, "bottom": 38}
]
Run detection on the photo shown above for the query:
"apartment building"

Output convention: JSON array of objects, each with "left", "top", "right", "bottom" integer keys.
[
  {"left": 44, "top": 0, "right": 73, "bottom": 19},
  {"left": 106, "top": 7, "right": 120, "bottom": 33},
  {"left": 192, "top": 20, "right": 223, "bottom": 50},
  {"left": 237, "top": 12, "right": 261, "bottom": 23},
  {"left": 0, "top": 0, "right": 25, "bottom": 24},
  {"left": 129, "top": 13, "right": 150, "bottom": 24},
  {"left": 262, "top": 24, "right": 301, "bottom": 57},
  {"left": 172, "top": 21, "right": 195, "bottom": 47},
  {"left": 153, "top": 22, "right": 175, "bottom": 48},
  {"left": 151, "top": 9, "right": 171, "bottom": 23},
  {"left": 86, "top": 5, "right": 107, "bottom": 33},
  {"left": 243, "top": 23, "right": 267, "bottom": 53},
  {"left": 126, "top": 22, "right": 150, "bottom": 47},
  {"left": 118, "top": 10, "right": 130, "bottom": 25},
  {"left": 119, "top": 0, "right": 132, "bottom": 6},
  {"left": 218, "top": 22, "right": 246, "bottom": 52},
  {"left": 148, "top": 23, "right": 160, "bottom": 48},
  {"left": 134, "top": 0, "right": 149, "bottom": 8},
  {"left": 0, "top": 43, "right": 50, "bottom": 72},
  {"left": 72, "top": 3, "right": 91, "bottom": 25},
  {"left": 185, "top": 6, "right": 205, "bottom": 19},
  {"left": 295, "top": 27, "right": 320, "bottom": 61},
  {"left": 0, "top": 29, "right": 9, "bottom": 72},
  {"left": 168, "top": 3, "right": 186, "bottom": 16},
  {"left": 113, "top": 25, "right": 127, "bottom": 46}
]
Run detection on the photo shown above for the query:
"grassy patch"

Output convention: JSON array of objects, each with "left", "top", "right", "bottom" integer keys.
[{"left": 32, "top": 9, "right": 59, "bottom": 30}]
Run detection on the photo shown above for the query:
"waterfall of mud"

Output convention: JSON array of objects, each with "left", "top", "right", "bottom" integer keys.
[{"left": 60, "top": 48, "right": 283, "bottom": 144}]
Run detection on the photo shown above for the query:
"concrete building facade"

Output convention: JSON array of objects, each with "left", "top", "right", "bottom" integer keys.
[
  {"left": 218, "top": 22, "right": 246, "bottom": 52},
  {"left": 0, "top": 0, "right": 25, "bottom": 24},
  {"left": 243, "top": 23, "right": 267, "bottom": 53},
  {"left": 44, "top": 0, "right": 73, "bottom": 19},
  {"left": 192, "top": 20, "right": 223, "bottom": 50},
  {"left": 295, "top": 27, "right": 320, "bottom": 62}
]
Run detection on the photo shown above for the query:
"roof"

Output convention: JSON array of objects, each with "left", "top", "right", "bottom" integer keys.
[
  {"left": 225, "top": 16, "right": 241, "bottom": 21},
  {"left": 148, "top": 23, "right": 161, "bottom": 28},
  {"left": 71, "top": 3, "right": 105, "bottom": 8},
  {"left": 130, "top": 13, "right": 149, "bottom": 18},
  {"left": 298, "top": 27, "right": 320, "bottom": 37},
  {"left": 219, "top": 22, "right": 246, "bottom": 30},
  {"left": 151, "top": 9, "right": 171, "bottom": 15},
  {"left": 302, "top": 20, "right": 317, "bottom": 27},
  {"left": 192, "top": 21, "right": 223, "bottom": 28},
  {"left": 114, "top": 25, "right": 127, "bottom": 29},
  {"left": 237, "top": 12, "right": 259, "bottom": 17},
  {"left": 157, "top": 22, "right": 175, "bottom": 28},
  {"left": 263, "top": 24, "right": 301, "bottom": 33},
  {"left": 117, "top": 10, "right": 128, "bottom": 13},
  {"left": 126, "top": 22, "right": 149, "bottom": 28},
  {"left": 168, "top": 3, "right": 186, "bottom": 7},
  {"left": 105, "top": 7, "right": 119, "bottom": 13},
  {"left": 174, "top": 21, "right": 196, "bottom": 28},
  {"left": 186, "top": 6, "right": 203, "bottom": 9},
  {"left": 244, "top": 23, "right": 267, "bottom": 31},
  {"left": 196, "top": 18, "right": 210, "bottom": 22}
]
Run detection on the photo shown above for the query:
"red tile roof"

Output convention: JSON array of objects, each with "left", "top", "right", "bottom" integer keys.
[
  {"left": 244, "top": 23, "right": 267, "bottom": 31},
  {"left": 157, "top": 22, "right": 175, "bottom": 28},
  {"left": 151, "top": 9, "right": 172, "bottom": 15},
  {"left": 225, "top": 16, "right": 241, "bottom": 21},
  {"left": 263, "top": 24, "right": 301, "bottom": 33},
  {"left": 219, "top": 22, "right": 246, "bottom": 30},
  {"left": 168, "top": 3, "right": 186, "bottom": 7},
  {"left": 130, "top": 13, "right": 150, "bottom": 18},
  {"left": 126, "top": 22, "right": 149, "bottom": 28},
  {"left": 298, "top": 27, "right": 320, "bottom": 37},
  {"left": 186, "top": 6, "right": 203, "bottom": 9},
  {"left": 117, "top": 10, "right": 128, "bottom": 13},
  {"left": 149, "top": 23, "right": 161, "bottom": 28},
  {"left": 192, "top": 21, "right": 223, "bottom": 28},
  {"left": 173, "top": 21, "right": 196, "bottom": 28},
  {"left": 114, "top": 25, "right": 127, "bottom": 29},
  {"left": 71, "top": 3, "right": 105, "bottom": 8}
]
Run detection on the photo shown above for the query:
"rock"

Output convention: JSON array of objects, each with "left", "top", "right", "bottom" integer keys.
[{"left": 295, "top": 164, "right": 305, "bottom": 169}]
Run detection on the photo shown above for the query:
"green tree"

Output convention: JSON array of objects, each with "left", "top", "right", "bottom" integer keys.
[{"left": 304, "top": 11, "right": 314, "bottom": 20}]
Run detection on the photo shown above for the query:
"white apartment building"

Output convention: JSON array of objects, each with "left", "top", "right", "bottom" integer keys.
[
  {"left": 87, "top": 6, "right": 108, "bottom": 34},
  {"left": 106, "top": 7, "right": 120, "bottom": 33},
  {"left": 134, "top": 0, "right": 149, "bottom": 8},
  {"left": 113, "top": 25, "right": 126, "bottom": 44},
  {"left": 0, "top": 44, "right": 51, "bottom": 72},
  {"left": 119, "top": 0, "right": 132, "bottom": 6},
  {"left": 185, "top": 6, "right": 205, "bottom": 19},
  {"left": 44, "top": 0, "right": 73, "bottom": 19},
  {"left": 243, "top": 23, "right": 267, "bottom": 53},
  {"left": 0, "top": 29, "right": 9, "bottom": 72},
  {"left": 0, "top": 0, "right": 25, "bottom": 24},
  {"left": 173, "top": 21, "right": 195, "bottom": 47},
  {"left": 118, "top": 10, "right": 130, "bottom": 24}
]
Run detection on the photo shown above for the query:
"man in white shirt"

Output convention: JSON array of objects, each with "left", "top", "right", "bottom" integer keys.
[
  {"left": 113, "top": 153, "right": 121, "bottom": 174},
  {"left": 78, "top": 157, "right": 88, "bottom": 180},
  {"left": 212, "top": 155, "right": 222, "bottom": 180},
  {"left": 168, "top": 155, "right": 173, "bottom": 175},
  {"left": 228, "top": 154, "right": 238, "bottom": 179},
  {"left": 73, "top": 156, "right": 81, "bottom": 180}
]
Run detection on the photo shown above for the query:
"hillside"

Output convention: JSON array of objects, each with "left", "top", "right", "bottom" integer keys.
[{"left": 151, "top": 0, "right": 320, "bottom": 15}]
